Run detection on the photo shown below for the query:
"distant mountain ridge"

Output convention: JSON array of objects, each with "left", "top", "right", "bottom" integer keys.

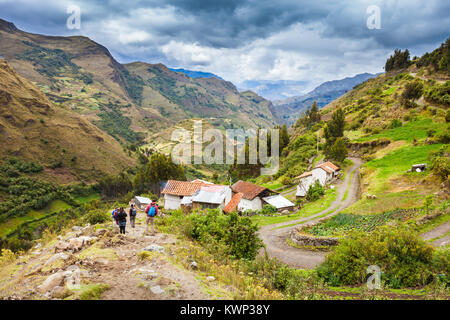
[
  {"left": 272, "top": 72, "right": 382, "bottom": 125},
  {"left": 168, "top": 68, "right": 223, "bottom": 80},
  {"left": 237, "top": 80, "right": 309, "bottom": 101}
]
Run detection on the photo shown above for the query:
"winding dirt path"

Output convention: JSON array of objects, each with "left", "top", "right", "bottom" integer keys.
[
  {"left": 421, "top": 221, "right": 450, "bottom": 247},
  {"left": 258, "top": 158, "right": 362, "bottom": 269}
]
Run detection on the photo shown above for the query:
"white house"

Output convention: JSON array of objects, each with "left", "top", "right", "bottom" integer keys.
[
  {"left": 295, "top": 171, "right": 315, "bottom": 197},
  {"left": 161, "top": 180, "right": 208, "bottom": 210},
  {"left": 296, "top": 161, "right": 340, "bottom": 197},
  {"left": 133, "top": 196, "right": 152, "bottom": 210},
  {"left": 231, "top": 180, "right": 276, "bottom": 212},
  {"left": 192, "top": 185, "right": 232, "bottom": 210}
]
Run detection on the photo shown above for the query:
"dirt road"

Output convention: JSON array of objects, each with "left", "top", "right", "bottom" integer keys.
[{"left": 258, "top": 158, "right": 362, "bottom": 269}]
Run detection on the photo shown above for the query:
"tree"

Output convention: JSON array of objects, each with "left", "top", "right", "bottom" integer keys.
[
  {"left": 324, "top": 108, "right": 345, "bottom": 157},
  {"left": 310, "top": 101, "right": 321, "bottom": 124},
  {"left": 279, "top": 124, "right": 290, "bottom": 151},
  {"left": 385, "top": 49, "right": 410, "bottom": 71},
  {"left": 328, "top": 138, "right": 348, "bottom": 163},
  {"left": 133, "top": 152, "right": 186, "bottom": 195}
]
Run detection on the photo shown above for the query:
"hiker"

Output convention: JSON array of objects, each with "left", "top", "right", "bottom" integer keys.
[
  {"left": 111, "top": 207, "right": 119, "bottom": 227},
  {"left": 129, "top": 204, "right": 137, "bottom": 228},
  {"left": 116, "top": 207, "right": 127, "bottom": 234},
  {"left": 144, "top": 200, "right": 158, "bottom": 236}
]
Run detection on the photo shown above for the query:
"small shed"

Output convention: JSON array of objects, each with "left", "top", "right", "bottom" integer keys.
[
  {"left": 134, "top": 196, "right": 152, "bottom": 210},
  {"left": 262, "top": 194, "right": 295, "bottom": 212},
  {"left": 408, "top": 164, "right": 427, "bottom": 173},
  {"left": 192, "top": 185, "right": 232, "bottom": 210}
]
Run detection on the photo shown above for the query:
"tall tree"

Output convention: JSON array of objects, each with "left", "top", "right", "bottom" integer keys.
[{"left": 324, "top": 108, "right": 345, "bottom": 157}]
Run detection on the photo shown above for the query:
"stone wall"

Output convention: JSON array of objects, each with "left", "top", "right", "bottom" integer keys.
[{"left": 289, "top": 217, "right": 339, "bottom": 247}]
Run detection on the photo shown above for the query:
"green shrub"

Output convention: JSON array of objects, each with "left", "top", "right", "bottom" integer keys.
[
  {"left": 185, "top": 209, "right": 263, "bottom": 260},
  {"left": 402, "top": 80, "right": 423, "bottom": 100},
  {"left": 432, "top": 156, "right": 450, "bottom": 181},
  {"left": 317, "top": 225, "right": 436, "bottom": 288},
  {"left": 306, "top": 180, "right": 325, "bottom": 201},
  {"left": 260, "top": 204, "right": 277, "bottom": 216},
  {"left": 83, "top": 209, "right": 110, "bottom": 225},
  {"left": 390, "top": 119, "right": 403, "bottom": 129}
]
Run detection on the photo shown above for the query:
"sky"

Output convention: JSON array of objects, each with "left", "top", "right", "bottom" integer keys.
[{"left": 0, "top": 0, "right": 449, "bottom": 93}]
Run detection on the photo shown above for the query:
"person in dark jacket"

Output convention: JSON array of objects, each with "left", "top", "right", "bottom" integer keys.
[
  {"left": 116, "top": 207, "right": 127, "bottom": 234},
  {"left": 129, "top": 204, "right": 137, "bottom": 228}
]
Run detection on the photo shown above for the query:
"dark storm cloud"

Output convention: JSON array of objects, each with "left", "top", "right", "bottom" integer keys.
[{"left": 0, "top": 0, "right": 448, "bottom": 86}]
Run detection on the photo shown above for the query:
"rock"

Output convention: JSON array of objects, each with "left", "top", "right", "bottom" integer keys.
[
  {"left": 142, "top": 244, "right": 165, "bottom": 253},
  {"left": 54, "top": 241, "right": 70, "bottom": 252},
  {"left": 34, "top": 243, "right": 42, "bottom": 249},
  {"left": 64, "top": 267, "right": 81, "bottom": 290},
  {"left": 40, "top": 272, "right": 65, "bottom": 293},
  {"left": 31, "top": 250, "right": 41, "bottom": 255},
  {"left": 190, "top": 261, "right": 198, "bottom": 270},
  {"left": 45, "top": 253, "right": 69, "bottom": 265},
  {"left": 94, "top": 229, "right": 107, "bottom": 237},
  {"left": 72, "top": 226, "right": 82, "bottom": 231},
  {"left": 206, "top": 276, "right": 216, "bottom": 282},
  {"left": 150, "top": 285, "right": 165, "bottom": 295}
]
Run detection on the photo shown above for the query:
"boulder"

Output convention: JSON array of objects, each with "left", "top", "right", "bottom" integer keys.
[
  {"left": 45, "top": 253, "right": 68, "bottom": 266},
  {"left": 72, "top": 226, "right": 82, "bottom": 231},
  {"left": 150, "top": 285, "right": 165, "bottom": 295},
  {"left": 142, "top": 244, "right": 165, "bottom": 253},
  {"left": 40, "top": 272, "right": 65, "bottom": 293}
]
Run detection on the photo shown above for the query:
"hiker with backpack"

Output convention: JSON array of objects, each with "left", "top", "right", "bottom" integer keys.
[
  {"left": 129, "top": 204, "right": 137, "bottom": 228},
  {"left": 111, "top": 207, "right": 119, "bottom": 228},
  {"left": 116, "top": 207, "right": 127, "bottom": 234},
  {"left": 144, "top": 201, "right": 158, "bottom": 236}
]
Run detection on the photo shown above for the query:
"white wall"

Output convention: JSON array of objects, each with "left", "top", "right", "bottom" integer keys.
[
  {"left": 164, "top": 194, "right": 182, "bottom": 210},
  {"left": 238, "top": 197, "right": 263, "bottom": 211},
  {"left": 312, "top": 168, "right": 328, "bottom": 186}
]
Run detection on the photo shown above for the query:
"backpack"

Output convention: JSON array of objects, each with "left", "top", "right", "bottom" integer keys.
[
  {"left": 148, "top": 205, "right": 156, "bottom": 217},
  {"left": 130, "top": 208, "right": 137, "bottom": 217}
]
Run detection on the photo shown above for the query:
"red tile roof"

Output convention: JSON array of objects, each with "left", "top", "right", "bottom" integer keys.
[
  {"left": 231, "top": 180, "right": 270, "bottom": 200},
  {"left": 223, "top": 192, "right": 243, "bottom": 214},
  {"left": 314, "top": 165, "right": 333, "bottom": 174},
  {"left": 295, "top": 171, "right": 312, "bottom": 179},
  {"left": 322, "top": 161, "right": 339, "bottom": 171},
  {"left": 161, "top": 180, "right": 208, "bottom": 196}
]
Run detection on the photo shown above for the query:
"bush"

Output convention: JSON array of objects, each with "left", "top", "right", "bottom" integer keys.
[
  {"left": 83, "top": 209, "right": 110, "bottom": 225},
  {"left": 281, "top": 176, "right": 292, "bottom": 186},
  {"left": 186, "top": 210, "right": 263, "bottom": 260},
  {"left": 261, "top": 204, "right": 277, "bottom": 216},
  {"left": 317, "top": 225, "right": 437, "bottom": 288},
  {"left": 390, "top": 119, "right": 403, "bottom": 129},
  {"left": 328, "top": 138, "right": 348, "bottom": 163},
  {"left": 402, "top": 80, "right": 423, "bottom": 100},
  {"left": 306, "top": 180, "right": 325, "bottom": 201},
  {"left": 432, "top": 156, "right": 450, "bottom": 181}
]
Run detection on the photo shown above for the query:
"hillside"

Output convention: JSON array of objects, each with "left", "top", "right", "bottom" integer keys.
[
  {"left": 273, "top": 73, "right": 381, "bottom": 125},
  {"left": 0, "top": 59, "right": 135, "bottom": 183},
  {"left": 0, "top": 18, "right": 277, "bottom": 144}
]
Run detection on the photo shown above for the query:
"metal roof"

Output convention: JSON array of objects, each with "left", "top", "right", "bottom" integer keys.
[
  {"left": 262, "top": 194, "right": 295, "bottom": 209},
  {"left": 135, "top": 196, "right": 151, "bottom": 204},
  {"left": 192, "top": 185, "right": 230, "bottom": 204}
]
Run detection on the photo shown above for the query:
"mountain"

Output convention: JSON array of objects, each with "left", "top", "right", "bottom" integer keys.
[
  {"left": 0, "top": 59, "right": 135, "bottom": 183},
  {"left": 168, "top": 68, "right": 223, "bottom": 80},
  {"left": 238, "top": 80, "right": 309, "bottom": 101},
  {"left": 0, "top": 19, "right": 276, "bottom": 146},
  {"left": 272, "top": 73, "right": 381, "bottom": 125}
]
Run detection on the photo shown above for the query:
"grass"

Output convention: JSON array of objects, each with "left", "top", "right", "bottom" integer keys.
[
  {"left": 251, "top": 188, "right": 337, "bottom": 227},
  {"left": 356, "top": 117, "right": 446, "bottom": 143},
  {"left": 415, "top": 213, "right": 450, "bottom": 234},
  {"left": 74, "top": 193, "right": 101, "bottom": 204},
  {"left": 78, "top": 243, "right": 118, "bottom": 260},
  {"left": 0, "top": 200, "right": 71, "bottom": 237},
  {"left": 71, "top": 283, "right": 110, "bottom": 300}
]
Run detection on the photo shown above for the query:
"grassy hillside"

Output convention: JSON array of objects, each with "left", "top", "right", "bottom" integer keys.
[
  {"left": 0, "top": 19, "right": 277, "bottom": 143},
  {"left": 0, "top": 59, "right": 135, "bottom": 183}
]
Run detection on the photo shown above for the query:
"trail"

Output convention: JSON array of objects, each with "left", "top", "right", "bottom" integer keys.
[
  {"left": 421, "top": 221, "right": 450, "bottom": 247},
  {"left": 258, "top": 158, "right": 362, "bottom": 269}
]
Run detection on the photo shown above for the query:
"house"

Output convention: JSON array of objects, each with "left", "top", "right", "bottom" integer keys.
[
  {"left": 262, "top": 194, "right": 296, "bottom": 212},
  {"left": 133, "top": 196, "right": 152, "bottom": 210},
  {"left": 296, "top": 161, "right": 340, "bottom": 197},
  {"left": 161, "top": 180, "right": 208, "bottom": 210},
  {"left": 192, "top": 185, "right": 232, "bottom": 210},
  {"left": 312, "top": 161, "right": 340, "bottom": 185},
  {"left": 231, "top": 180, "right": 275, "bottom": 212},
  {"left": 295, "top": 171, "right": 315, "bottom": 198}
]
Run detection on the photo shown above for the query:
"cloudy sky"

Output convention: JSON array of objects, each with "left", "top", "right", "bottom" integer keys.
[{"left": 1, "top": 0, "right": 449, "bottom": 93}]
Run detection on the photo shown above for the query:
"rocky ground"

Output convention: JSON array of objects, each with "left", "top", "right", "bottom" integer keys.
[{"left": 0, "top": 211, "right": 225, "bottom": 300}]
